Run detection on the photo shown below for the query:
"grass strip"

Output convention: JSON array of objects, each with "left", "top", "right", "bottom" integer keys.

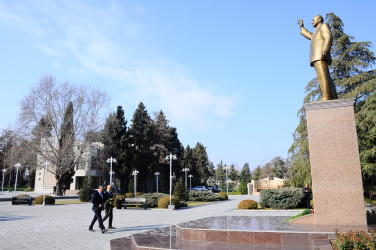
[{"left": 283, "top": 209, "right": 312, "bottom": 222}]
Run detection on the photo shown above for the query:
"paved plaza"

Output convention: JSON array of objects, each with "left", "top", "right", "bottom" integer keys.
[{"left": 0, "top": 194, "right": 301, "bottom": 249}]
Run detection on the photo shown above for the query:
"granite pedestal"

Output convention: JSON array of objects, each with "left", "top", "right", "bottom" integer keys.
[{"left": 300, "top": 99, "right": 367, "bottom": 226}]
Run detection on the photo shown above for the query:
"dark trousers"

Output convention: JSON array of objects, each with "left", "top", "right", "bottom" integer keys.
[
  {"left": 102, "top": 206, "right": 113, "bottom": 227},
  {"left": 304, "top": 196, "right": 310, "bottom": 209},
  {"left": 89, "top": 209, "right": 105, "bottom": 230}
]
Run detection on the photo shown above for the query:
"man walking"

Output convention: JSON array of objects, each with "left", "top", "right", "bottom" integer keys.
[
  {"left": 89, "top": 185, "right": 106, "bottom": 233},
  {"left": 103, "top": 185, "right": 116, "bottom": 229}
]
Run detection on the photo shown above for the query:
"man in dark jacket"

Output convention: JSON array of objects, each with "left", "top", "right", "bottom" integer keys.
[
  {"left": 88, "top": 185, "right": 106, "bottom": 233},
  {"left": 302, "top": 183, "right": 311, "bottom": 209},
  {"left": 103, "top": 185, "right": 116, "bottom": 229}
]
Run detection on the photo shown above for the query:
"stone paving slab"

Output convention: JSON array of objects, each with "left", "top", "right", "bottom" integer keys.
[{"left": 0, "top": 195, "right": 301, "bottom": 249}]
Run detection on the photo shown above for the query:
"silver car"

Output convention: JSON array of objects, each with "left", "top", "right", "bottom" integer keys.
[{"left": 193, "top": 186, "right": 208, "bottom": 191}]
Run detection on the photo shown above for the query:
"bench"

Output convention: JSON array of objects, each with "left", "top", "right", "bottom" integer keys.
[
  {"left": 11, "top": 196, "right": 33, "bottom": 205},
  {"left": 123, "top": 198, "right": 147, "bottom": 210}
]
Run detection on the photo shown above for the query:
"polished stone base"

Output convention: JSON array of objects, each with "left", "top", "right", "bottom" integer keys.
[
  {"left": 304, "top": 99, "right": 367, "bottom": 226},
  {"left": 109, "top": 215, "right": 375, "bottom": 249}
]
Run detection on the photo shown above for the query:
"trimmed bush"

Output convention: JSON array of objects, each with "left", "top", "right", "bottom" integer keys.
[
  {"left": 158, "top": 195, "right": 183, "bottom": 209},
  {"left": 189, "top": 191, "right": 224, "bottom": 201},
  {"left": 238, "top": 199, "right": 258, "bottom": 210},
  {"left": 218, "top": 192, "right": 228, "bottom": 200},
  {"left": 17, "top": 194, "right": 31, "bottom": 197},
  {"left": 139, "top": 193, "right": 168, "bottom": 208},
  {"left": 136, "top": 192, "right": 142, "bottom": 196},
  {"left": 34, "top": 195, "right": 55, "bottom": 205},
  {"left": 126, "top": 193, "right": 134, "bottom": 198},
  {"left": 259, "top": 188, "right": 304, "bottom": 209}
]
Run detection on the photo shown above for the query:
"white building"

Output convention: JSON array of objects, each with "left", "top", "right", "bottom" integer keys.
[{"left": 34, "top": 138, "right": 105, "bottom": 195}]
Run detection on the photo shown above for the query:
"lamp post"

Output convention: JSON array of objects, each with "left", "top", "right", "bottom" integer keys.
[
  {"left": 43, "top": 161, "right": 50, "bottom": 206},
  {"left": 188, "top": 174, "right": 193, "bottom": 191},
  {"left": 106, "top": 157, "right": 116, "bottom": 186},
  {"left": 14, "top": 163, "right": 21, "bottom": 195},
  {"left": 182, "top": 167, "right": 189, "bottom": 188},
  {"left": 155, "top": 172, "right": 160, "bottom": 193},
  {"left": 1, "top": 169, "right": 6, "bottom": 195},
  {"left": 225, "top": 164, "right": 229, "bottom": 195},
  {"left": 132, "top": 170, "right": 139, "bottom": 196},
  {"left": 165, "top": 153, "right": 177, "bottom": 209}
]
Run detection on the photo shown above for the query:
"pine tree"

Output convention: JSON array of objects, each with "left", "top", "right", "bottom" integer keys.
[
  {"left": 102, "top": 106, "right": 130, "bottom": 191},
  {"left": 173, "top": 177, "right": 189, "bottom": 202},
  {"left": 192, "top": 142, "right": 210, "bottom": 185},
  {"left": 240, "top": 163, "right": 252, "bottom": 183},
  {"left": 129, "top": 102, "right": 155, "bottom": 193}
]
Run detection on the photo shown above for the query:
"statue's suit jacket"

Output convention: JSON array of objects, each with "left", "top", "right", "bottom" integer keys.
[{"left": 300, "top": 23, "right": 333, "bottom": 66}]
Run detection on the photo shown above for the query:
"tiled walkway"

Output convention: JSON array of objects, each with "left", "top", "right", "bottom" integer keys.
[{"left": 0, "top": 195, "right": 302, "bottom": 249}]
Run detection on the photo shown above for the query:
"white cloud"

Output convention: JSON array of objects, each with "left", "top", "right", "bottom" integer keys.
[{"left": 0, "top": 1, "right": 237, "bottom": 129}]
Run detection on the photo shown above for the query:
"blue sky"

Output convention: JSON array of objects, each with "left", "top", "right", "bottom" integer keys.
[{"left": 1, "top": 0, "right": 375, "bottom": 170}]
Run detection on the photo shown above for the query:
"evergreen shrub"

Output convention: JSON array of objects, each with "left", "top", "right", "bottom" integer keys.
[
  {"left": 218, "top": 192, "right": 228, "bottom": 200},
  {"left": 173, "top": 177, "right": 189, "bottom": 202},
  {"left": 78, "top": 178, "right": 94, "bottom": 202},
  {"left": 238, "top": 199, "right": 258, "bottom": 209},
  {"left": 139, "top": 193, "right": 167, "bottom": 208},
  {"left": 239, "top": 180, "right": 248, "bottom": 195},
  {"left": 34, "top": 195, "right": 55, "bottom": 205},
  {"left": 136, "top": 192, "right": 142, "bottom": 196},
  {"left": 189, "top": 191, "right": 224, "bottom": 201},
  {"left": 259, "top": 188, "right": 304, "bottom": 209},
  {"left": 126, "top": 193, "right": 134, "bottom": 198}
]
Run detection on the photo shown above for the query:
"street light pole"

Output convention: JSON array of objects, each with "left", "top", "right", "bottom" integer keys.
[
  {"left": 132, "top": 170, "right": 139, "bottom": 196},
  {"left": 154, "top": 172, "right": 160, "bottom": 193},
  {"left": 165, "top": 153, "right": 177, "bottom": 209},
  {"left": 1, "top": 169, "right": 6, "bottom": 195},
  {"left": 14, "top": 163, "right": 21, "bottom": 195},
  {"left": 225, "top": 165, "right": 229, "bottom": 195},
  {"left": 106, "top": 157, "right": 117, "bottom": 186},
  {"left": 188, "top": 174, "right": 193, "bottom": 191},
  {"left": 182, "top": 168, "right": 189, "bottom": 188},
  {"left": 43, "top": 161, "right": 50, "bottom": 206}
]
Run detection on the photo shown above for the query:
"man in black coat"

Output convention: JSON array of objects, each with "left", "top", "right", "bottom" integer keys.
[
  {"left": 103, "top": 185, "right": 116, "bottom": 229},
  {"left": 302, "top": 183, "right": 311, "bottom": 209},
  {"left": 88, "top": 185, "right": 106, "bottom": 233}
]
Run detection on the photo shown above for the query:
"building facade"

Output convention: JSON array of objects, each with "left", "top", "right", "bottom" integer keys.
[{"left": 34, "top": 138, "right": 105, "bottom": 195}]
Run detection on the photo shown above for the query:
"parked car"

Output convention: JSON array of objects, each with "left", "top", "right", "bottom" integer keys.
[
  {"left": 193, "top": 186, "right": 208, "bottom": 191},
  {"left": 208, "top": 185, "right": 219, "bottom": 193}
]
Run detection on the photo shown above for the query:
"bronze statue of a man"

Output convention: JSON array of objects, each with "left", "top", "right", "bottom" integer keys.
[{"left": 298, "top": 15, "right": 338, "bottom": 101}]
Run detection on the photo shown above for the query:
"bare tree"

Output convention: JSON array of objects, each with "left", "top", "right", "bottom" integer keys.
[{"left": 17, "top": 75, "right": 110, "bottom": 195}]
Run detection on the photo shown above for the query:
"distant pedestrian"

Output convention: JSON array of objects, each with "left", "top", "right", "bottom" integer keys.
[
  {"left": 62, "top": 185, "right": 66, "bottom": 196},
  {"left": 302, "top": 184, "right": 311, "bottom": 209},
  {"left": 53, "top": 186, "right": 56, "bottom": 195}
]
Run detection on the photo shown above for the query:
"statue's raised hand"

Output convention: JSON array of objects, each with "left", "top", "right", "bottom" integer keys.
[{"left": 298, "top": 19, "right": 304, "bottom": 28}]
